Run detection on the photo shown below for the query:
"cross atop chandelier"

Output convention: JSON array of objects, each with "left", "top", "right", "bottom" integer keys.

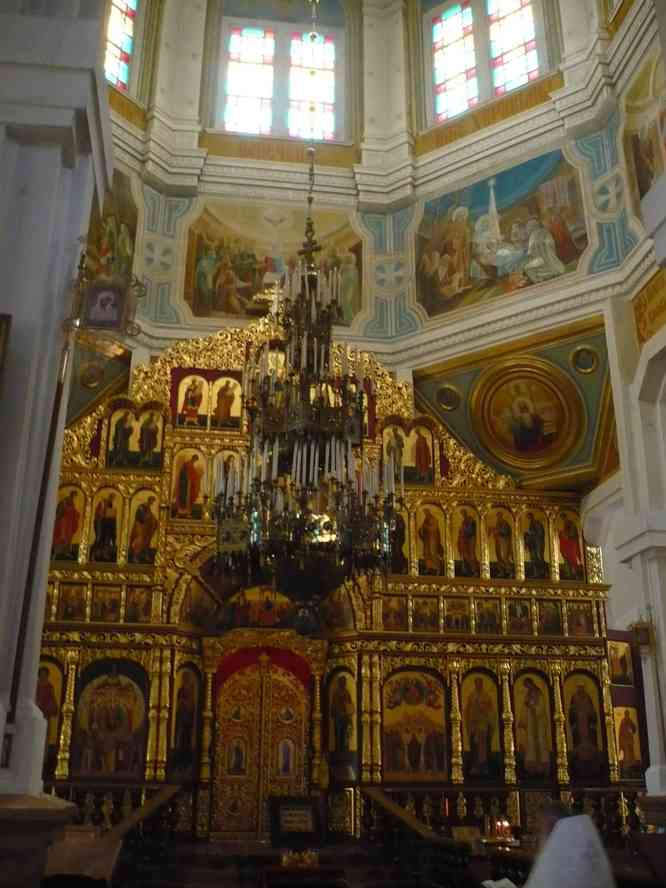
[{"left": 211, "top": 2, "right": 401, "bottom": 625}]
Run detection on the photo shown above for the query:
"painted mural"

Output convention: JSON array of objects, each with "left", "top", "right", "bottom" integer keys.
[
  {"left": 416, "top": 505, "right": 446, "bottom": 576},
  {"left": 70, "top": 663, "right": 148, "bottom": 778},
  {"left": 382, "top": 672, "right": 447, "bottom": 781},
  {"left": 461, "top": 672, "right": 502, "bottom": 780},
  {"left": 184, "top": 203, "right": 363, "bottom": 325},
  {"left": 453, "top": 506, "right": 481, "bottom": 578},
  {"left": 416, "top": 150, "right": 588, "bottom": 318},
  {"left": 487, "top": 508, "right": 515, "bottom": 579},
  {"left": 328, "top": 672, "right": 357, "bottom": 754},
  {"left": 107, "top": 407, "right": 163, "bottom": 470},
  {"left": 86, "top": 169, "right": 138, "bottom": 280},
  {"left": 623, "top": 56, "right": 666, "bottom": 208},
  {"left": 128, "top": 492, "right": 159, "bottom": 565},
  {"left": 609, "top": 640, "right": 634, "bottom": 686}
]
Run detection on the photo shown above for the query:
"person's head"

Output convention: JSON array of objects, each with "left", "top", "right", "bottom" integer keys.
[
  {"left": 38, "top": 666, "right": 49, "bottom": 681},
  {"left": 537, "top": 800, "right": 570, "bottom": 844},
  {"left": 527, "top": 511, "right": 534, "bottom": 521},
  {"left": 147, "top": 496, "right": 156, "bottom": 507},
  {"left": 474, "top": 677, "right": 483, "bottom": 692}
]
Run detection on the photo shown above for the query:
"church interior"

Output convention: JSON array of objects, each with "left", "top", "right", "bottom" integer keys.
[{"left": 1, "top": 1, "right": 666, "bottom": 887}]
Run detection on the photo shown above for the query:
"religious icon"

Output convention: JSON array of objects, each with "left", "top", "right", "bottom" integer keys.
[
  {"left": 523, "top": 511, "right": 549, "bottom": 579},
  {"left": 382, "top": 671, "right": 447, "bottom": 781},
  {"left": 107, "top": 407, "right": 163, "bottom": 470},
  {"left": 417, "top": 506, "right": 445, "bottom": 575},
  {"left": 169, "top": 668, "right": 199, "bottom": 778},
  {"left": 128, "top": 494, "right": 159, "bottom": 564},
  {"left": 405, "top": 425, "right": 434, "bottom": 485},
  {"left": 514, "top": 674, "right": 552, "bottom": 779},
  {"left": 125, "top": 586, "right": 152, "bottom": 623},
  {"left": 91, "top": 586, "right": 121, "bottom": 622},
  {"left": 564, "top": 674, "right": 604, "bottom": 781},
  {"left": 507, "top": 600, "right": 532, "bottom": 635},
  {"left": 90, "top": 490, "right": 120, "bottom": 563},
  {"left": 444, "top": 598, "right": 470, "bottom": 632},
  {"left": 615, "top": 706, "right": 642, "bottom": 778},
  {"left": 320, "top": 586, "right": 354, "bottom": 631},
  {"left": 568, "top": 602, "right": 594, "bottom": 636},
  {"left": 137, "top": 410, "right": 162, "bottom": 469},
  {"left": 220, "top": 585, "right": 292, "bottom": 630},
  {"left": 390, "top": 511, "right": 409, "bottom": 575},
  {"left": 488, "top": 510, "right": 515, "bottom": 579},
  {"left": 210, "top": 376, "right": 241, "bottom": 429},
  {"left": 108, "top": 409, "right": 135, "bottom": 467},
  {"left": 383, "top": 425, "right": 406, "bottom": 483},
  {"left": 329, "top": 673, "right": 356, "bottom": 753},
  {"left": 279, "top": 707, "right": 295, "bottom": 724},
  {"left": 412, "top": 598, "right": 439, "bottom": 632},
  {"left": 382, "top": 596, "right": 408, "bottom": 631},
  {"left": 70, "top": 667, "right": 147, "bottom": 778},
  {"left": 51, "top": 487, "right": 82, "bottom": 561},
  {"left": 36, "top": 662, "right": 62, "bottom": 779},
  {"left": 277, "top": 739, "right": 295, "bottom": 777},
  {"left": 475, "top": 600, "right": 501, "bottom": 634},
  {"left": 455, "top": 508, "right": 480, "bottom": 577},
  {"left": 80, "top": 280, "right": 127, "bottom": 330},
  {"left": 462, "top": 673, "right": 501, "bottom": 779},
  {"left": 228, "top": 738, "right": 247, "bottom": 775},
  {"left": 171, "top": 449, "right": 205, "bottom": 519},
  {"left": 58, "top": 584, "right": 86, "bottom": 621},
  {"left": 608, "top": 641, "right": 634, "bottom": 686},
  {"left": 558, "top": 512, "right": 585, "bottom": 580},
  {"left": 538, "top": 600, "right": 562, "bottom": 636},
  {"left": 176, "top": 375, "right": 208, "bottom": 428}
]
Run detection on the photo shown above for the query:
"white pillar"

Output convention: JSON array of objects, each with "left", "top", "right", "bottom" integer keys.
[{"left": 0, "top": 7, "right": 112, "bottom": 796}]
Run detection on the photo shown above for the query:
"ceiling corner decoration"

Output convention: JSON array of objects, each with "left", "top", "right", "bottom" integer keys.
[{"left": 414, "top": 319, "right": 617, "bottom": 491}]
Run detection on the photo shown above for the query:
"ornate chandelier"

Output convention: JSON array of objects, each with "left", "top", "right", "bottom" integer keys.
[{"left": 213, "top": 35, "right": 400, "bottom": 615}]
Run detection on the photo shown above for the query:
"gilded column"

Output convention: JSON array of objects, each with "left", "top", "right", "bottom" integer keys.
[
  {"left": 500, "top": 662, "right": 516, "bottom": 784},
  {"left": 408, "top": 509, "right": 418, "bottom": 576},
  {"left": 199, "top": 669, "right": 215, "bottom": 783},
  {"left": 311, "top": 673, "right": 323, "bottom": 786},
  {"left": 550, "top": 663, "right": 570, "bottom": 785},
  {"left": 479, "top": 506, "right": 490, "bottom": 579},
  {"left": 156, "top": 647, "right": 171, "bottom": 781},
  {"left": 360, "top": 655, "right": 371, "bottom": 782},
  {"left": 449, "top": 661, "right": 464, "bottom": 784},
  {"left": 446, "top": 509, "right": 455, "bottom": 578},
  {"left": 547, "top": 508, "right": 560, "bottom": 581},
  {"left": 515, "top": 510, "right": 525, "bottom": 581},
  {"left": 144, "top": 647, "right": 161, "bottom": 782},
  {"left": 55, "top": 650, "right": 78, "bottom": 780},
  {"left": 601, "top": 660, "right": 620, "bottom": 782},
  {"left": 370, "top": 654, "right": 382, "bottom": 783}
]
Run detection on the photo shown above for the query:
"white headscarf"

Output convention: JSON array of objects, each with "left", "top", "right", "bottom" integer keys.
[{"left": 525, "top": 815, "right": 616, "bottom": 888}]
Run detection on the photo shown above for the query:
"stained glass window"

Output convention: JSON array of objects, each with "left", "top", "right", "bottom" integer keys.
[
  {"left": 105, "top": 0, "right": 138, "bottom": 92},
  {"left": 288, "top": 31, "right": 336, "bottom": 141},
  {"left": 224, "top": 26, "right": 276, "bottom": 136},
  {"left": 487, "top": 0, "right": 540, "bottom": 97},
  {"left": 432, "top": 2, "right": 478, "bottom": 122}
]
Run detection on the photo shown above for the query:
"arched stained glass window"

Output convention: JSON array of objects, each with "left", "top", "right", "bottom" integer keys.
[
  {"left": 105, "top": 0, "right": 139, "bottom": 92},
  {"left": 424, "top": 0, "right": 551, "bottom": 128}
]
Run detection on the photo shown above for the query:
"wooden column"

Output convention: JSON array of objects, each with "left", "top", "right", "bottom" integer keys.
[
  {"left": 54, "top": 650, "right": 78, "bottom": 780},
  {"left": 550, "top": 662, "right": 570, "bottom": 785},
  {"left": 500, "top": 661, "right": 516, "bottom": 784},
  {"left": 156, "top": 647, "right": 171, "bottom": 781},
  {"left": 199, "top": 669, "right": 214, "bottom": 783},
  {"left": 360, "top": 655, "right": 371, "bottom": 782},
  {"left": 311, "top": 673, "right": 323, "bottom": 786},
  {"left": 144, "top": 648, "right": 161, "bottom": 782},
  {"left": 601, "top": 659, "right": 620, "bottom": 782},
  {"left": 449, "top": 660, "right": 464, "bottom": 784},
  {"left": 370, "top": 654, "right": 382, "bottom": 783}
]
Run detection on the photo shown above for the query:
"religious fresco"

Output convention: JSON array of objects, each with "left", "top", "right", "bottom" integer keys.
[
  {"left": 416, "top": 150, "right": 588, "bottom": 319},
  {"left": 444, "top": 598, "right": 470, "bottom": 632},
  {"left": 461, "top": 672, "right": 502, "bottom": 780},
  {"left": 180, "top": 582, "right": 219, "bottom": 630},
  {"left": 328, "top": 671, "right": 357, "bottom": 754},
  {"left": 614, "top": 706, "right": 643, "bottom": 780},
  {"left": 128, "top": 491, "right": 159, "bottom": 565},
  {"left": 507, "top": 599, "right": 532, "bottom": 635},
  {"left": 558, "top": 511, "right": 585, "bottom": 580},
  {"left": 452, "top": 506, "right": 481, "bottom": 577},
  {"left": 382, "top": 422, "right": 435, "bottom": 488},
  {"left": 171, "top": 448, "right": 207, "bottom": 520},
  {"left": 184, "top": 202, "right": 363, "bottom": 325},
  {"left": 412, "top": 597, "right": 439, "bottom": 632},
  {"left": 51, "top": 486, "right": 83, "bottom": 562},
  {"left": 211, "top": 377, "right": 242, "bottom": 429},
  {"left": 125, "top": 586, "right": 153, "bottom": 623},
  {"left": 90, "top": 488, "right": 122, "bottom": 563},
  {"left": 609, "top": 640, "right": 634, "bottom": 686},
  {"left": 416, "top": 504, "right": 446, "bottom": 576},
  {"left": 86, "top": 169, "right": 137, "bottom": 281},
  {"left": 107, "top": 406, "right": 163, "bottom": 470},
  {"left": 623, "top": 55, "right": 666, "bottom": 209},
  {"left": 36, "top": 661, "right": 63, "bottom": 779},
  {"left": 487, "top": 508, "right": 515, "bottom": 579},
  {"left": 475, "top": 599, "right": 501, "bottom": 634},
  {"left": 70, "top": 662, "right": 148, "bottom": 779},
  {"left": 522, "top": 509, "right": 550, "bottom": 579},
  {"left": 514, "top": 673, "right": 553, "bottom": 781},
  {"left": 382, "top": 672, "right": 447, "bottom": 781},
  {"left": 538, "top": 600, "right": 562, "bottom": 636},
  {"left": 389, "top": 510, "right": 410, "bottom": 575},
  {"left": 169, "top": 666, "right": 200, "bottom": 780},
  {"left": 57, "top": 584, "right": 86, "bottom": 621},
  {"left": 563, "top": 673, "right": 606, "bottom": 782},
  {"left": 382, "top": 596, "right": 408, "bottom": 631},
  {"left": 91, "top": 585, "right": 121, "bottom": 623}
]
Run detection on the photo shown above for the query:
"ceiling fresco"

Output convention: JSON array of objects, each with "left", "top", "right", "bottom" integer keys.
[{"left": 414, "top": 319, "right": 618, "bottom": 490}]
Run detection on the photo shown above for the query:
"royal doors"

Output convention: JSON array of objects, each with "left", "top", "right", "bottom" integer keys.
[{"left": 212, "top": 651, "right": 311, "bottom": 839}]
